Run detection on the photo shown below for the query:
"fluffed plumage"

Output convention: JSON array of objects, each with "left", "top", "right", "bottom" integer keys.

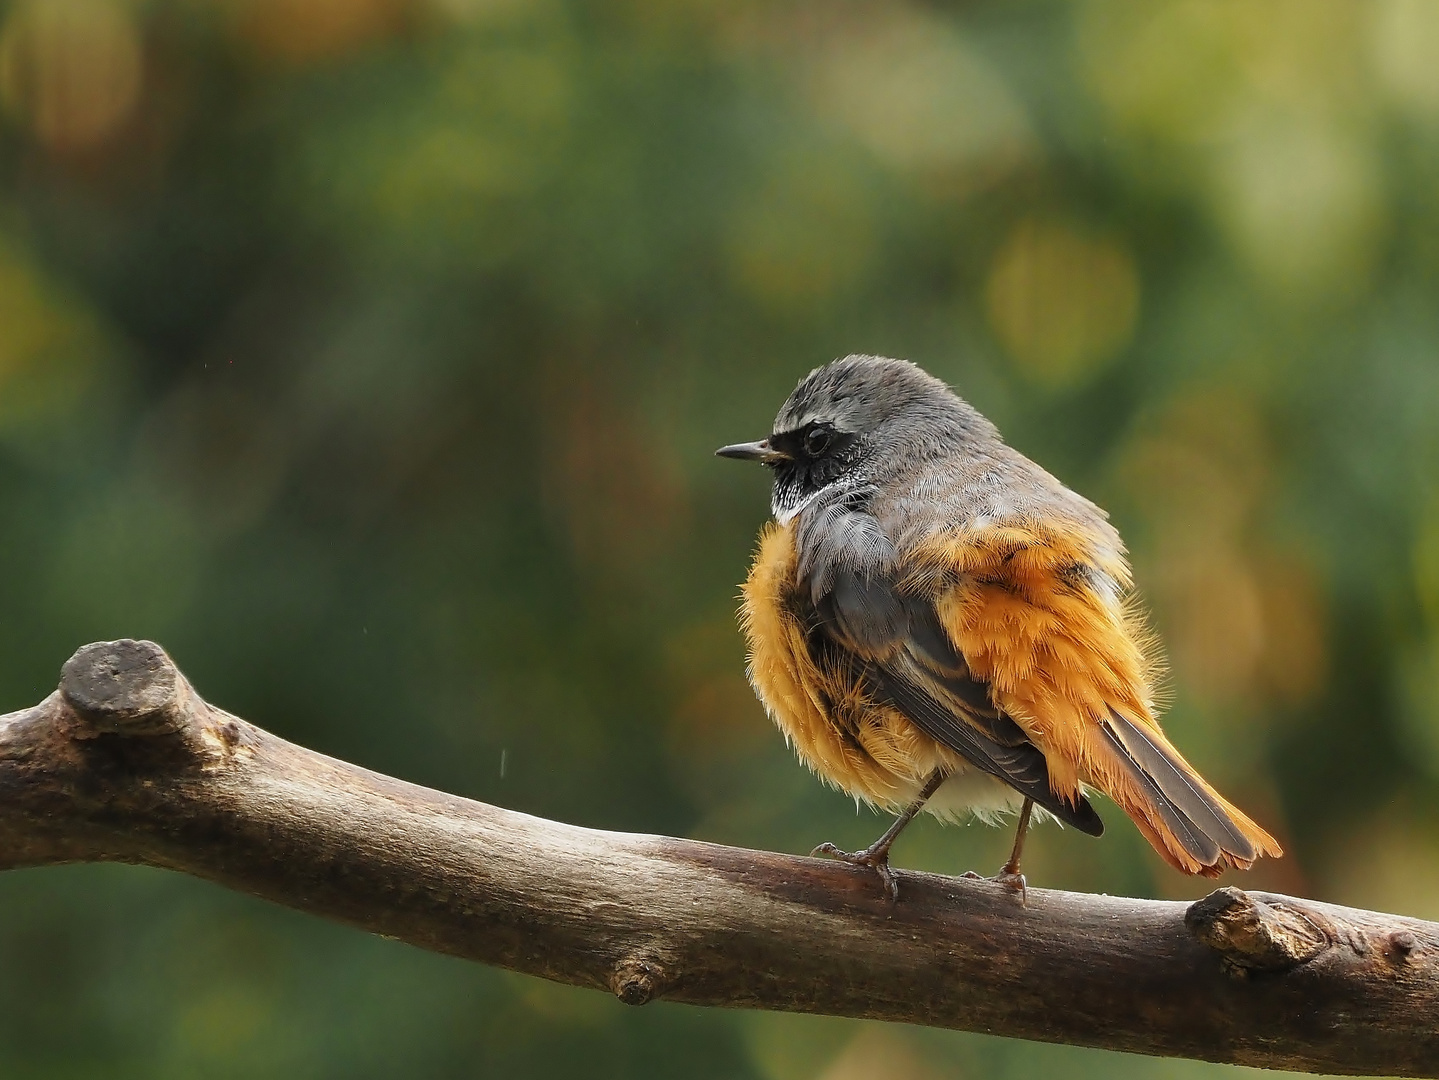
[{"left": 725, "top": 355, "right": 1280, "bottom": 878}]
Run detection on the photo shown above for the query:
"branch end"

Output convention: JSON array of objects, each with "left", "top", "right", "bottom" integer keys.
[{"left": 60, "top": 640, "right": 189, "bottom": 736}]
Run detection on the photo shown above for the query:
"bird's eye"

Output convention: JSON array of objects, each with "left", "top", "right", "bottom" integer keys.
[{"left": 804, "top": 427, "right": 833, "bottom": 456}]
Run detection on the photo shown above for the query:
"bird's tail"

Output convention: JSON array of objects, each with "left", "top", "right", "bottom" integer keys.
[{"left": 1095, "top": 708, "right": 1282, "bottom": 877}]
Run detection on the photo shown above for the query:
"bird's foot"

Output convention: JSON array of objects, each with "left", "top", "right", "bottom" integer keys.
[
  {"left": 958, "top": 866, "right": 1028, "bottom": 905},
  {"left": 810, "top": 841, "right": 901, "bottom": 901},
  {"left": 993, "top": 866, "right": 1028, "bottom": 906}
]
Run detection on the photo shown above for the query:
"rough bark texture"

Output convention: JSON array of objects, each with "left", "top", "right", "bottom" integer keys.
[{"left": 1, "top": 640, "right": 1436, "bottom": 1076}]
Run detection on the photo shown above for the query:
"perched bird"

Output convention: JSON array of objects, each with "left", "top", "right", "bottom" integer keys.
[{"left": 718, "top": 356, "right": 1281, "bottom": 898}]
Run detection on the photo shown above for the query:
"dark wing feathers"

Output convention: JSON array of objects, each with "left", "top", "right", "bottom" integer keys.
[
  {"left": 874, "top": 659, "right": 1104, "bottom": 836},
  {"left": 798, "top": 500, "right": 1104, "bottom": 837},
  {"left": 802, "top": 496, "right": 911, "bottom": 656},
  {"left": 872, "top": 661, "right": 1046, "bottom": 789},
  {"left": 816, "top": 568, "right": 908, "bottom": 657},
  {"left": 1101, "top": 709, "right": 1255, "bottom": 863},
  {"left": 903, "top": 604, "right": 1029, "bottom": 746}
]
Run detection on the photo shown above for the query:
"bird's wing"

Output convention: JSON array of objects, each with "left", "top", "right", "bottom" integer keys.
[
  {"left": 911, "top": 518, "right": 1282, "bottom": 875},
  {"left": 796, "top": 498, "right": 1104, "bottom": 834}
]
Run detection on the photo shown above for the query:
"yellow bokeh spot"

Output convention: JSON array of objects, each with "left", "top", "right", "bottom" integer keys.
[
  {"left": 1211, "top": 117, "right": 1381, "bottom": 298},
  {"left": 984, "top": 218, "right": 1139, "bottom": 389},
  {"left": 1371, "top": 0, "right": 1439, "bottom": 117},
  {"left": 1079, "top": 0, "right": 1243, "bottom": 141},
  {"left": 0, "top": 237, "right": 107, "bottom": 432},
  {"left": 0, "top": 250, "right": 66, "bottom": 382},
  {"left": 173, "top": 986, "right": 274, "bottom": 1062},
  {"left": 817, "top": 1027, "right": 943, "bottom": 1080},
  {"left": 1079, "top": 0, "right": 1383, "bottom": 300},
  {"left": 802, "top": 7, "right": 1033, "bottom": 181}
]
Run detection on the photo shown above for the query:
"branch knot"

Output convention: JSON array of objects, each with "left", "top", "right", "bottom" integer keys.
[{"left": 1186, "top": 887, "right": 1329, "bottom": 977}]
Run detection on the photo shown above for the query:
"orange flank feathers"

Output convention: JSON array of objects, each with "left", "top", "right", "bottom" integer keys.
[
  {"left": 916, "top": 521, "right": 1281, "bottom": 875},
  {"left": 743, "top": 517, "right": 1282, "bottom": 878}
]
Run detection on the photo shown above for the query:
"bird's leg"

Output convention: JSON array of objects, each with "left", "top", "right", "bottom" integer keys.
[
  {"left": 992, "top": 797, "right": 1033, "bottom": 902},
  {"left": 811, "top": 769, "right": 947, "bottom": 901}
]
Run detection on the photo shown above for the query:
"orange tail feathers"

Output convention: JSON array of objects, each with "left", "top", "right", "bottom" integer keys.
[{"left": 1094, "top": 708, "right": 1282, "bottom": 877}]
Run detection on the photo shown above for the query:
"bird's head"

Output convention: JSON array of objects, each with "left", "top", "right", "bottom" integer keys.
[{"left": 716, "top": 355, "right": 990, "bottom": 521}]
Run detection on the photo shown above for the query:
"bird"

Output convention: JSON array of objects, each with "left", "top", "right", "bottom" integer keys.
[{"left": 717, "top": 355, "right": 1281, "bottom": 899}]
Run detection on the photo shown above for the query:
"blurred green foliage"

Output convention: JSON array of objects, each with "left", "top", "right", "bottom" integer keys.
[{"left": 0, "top": 0, "right": 1436, "bottom": 1076}]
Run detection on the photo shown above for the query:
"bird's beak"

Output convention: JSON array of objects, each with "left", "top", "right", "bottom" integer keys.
[{"left": 715, "top": 439, "right": 789, "bottom": 464}]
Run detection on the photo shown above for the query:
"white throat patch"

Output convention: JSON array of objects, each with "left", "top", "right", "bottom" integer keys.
[{"left": 772, "top": 475, "right": 863, "bottom": 525}]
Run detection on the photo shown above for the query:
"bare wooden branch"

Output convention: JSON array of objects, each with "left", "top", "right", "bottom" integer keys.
[{"left": 1, "top": 640, "right": 1436, "bottom": 1076}]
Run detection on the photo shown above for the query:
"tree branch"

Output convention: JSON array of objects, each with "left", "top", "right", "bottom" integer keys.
[{"left": 2, "top": 640, "right": 1435, "bottom": 1076}]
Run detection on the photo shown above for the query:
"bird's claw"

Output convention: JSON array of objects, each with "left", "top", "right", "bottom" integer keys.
[
  {"left": 810, "top": 841, "right": 901, "bottom": 901},
  {"left": 993, "top": 867, "right": 1028, "bottom": 906}
]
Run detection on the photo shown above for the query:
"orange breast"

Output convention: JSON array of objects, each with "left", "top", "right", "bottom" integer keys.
[{"left": 740, "top": 522, "right": 982, "bottom": 812}]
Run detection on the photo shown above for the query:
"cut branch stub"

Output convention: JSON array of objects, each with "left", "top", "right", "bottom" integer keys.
[
  {"left": 610, "top": 957, "right": 666, "bottom": 1006},
  {"left": 59, "top": 639, "right": 190, "bottom": 737},
  {"left": 1186, "top": 886, "right": 1330, "bottom": 976}
]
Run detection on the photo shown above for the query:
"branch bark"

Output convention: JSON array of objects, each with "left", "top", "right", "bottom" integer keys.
[{"left": 2, "top": 640, "right": 1436, "bottom": 1076}]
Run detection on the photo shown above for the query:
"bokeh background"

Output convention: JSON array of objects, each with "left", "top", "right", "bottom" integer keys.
[{"left": 0, "top": 0, "right": 1436, "bottom": 1076}]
